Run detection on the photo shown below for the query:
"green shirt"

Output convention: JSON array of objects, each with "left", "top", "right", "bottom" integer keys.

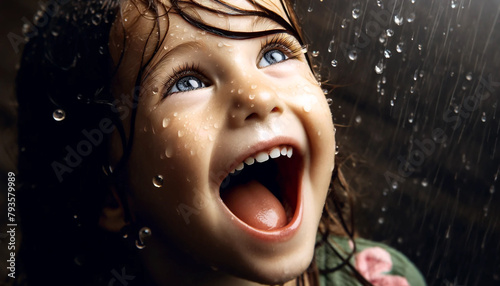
[{"left": 315, "top": 236, "right": 427, "bottom": 286}]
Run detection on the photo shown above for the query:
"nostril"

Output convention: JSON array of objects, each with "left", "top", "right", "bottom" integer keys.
[
  {"left": 245, "top": 113, "right": 259, "bottom": 121},
  {"left": 271, "top": 107, "right": 280, "bottom": 113}
]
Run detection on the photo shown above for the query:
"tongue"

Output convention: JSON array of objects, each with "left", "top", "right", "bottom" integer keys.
[{"left": 222, "top": 180, "right": 287, "bottom": 230}]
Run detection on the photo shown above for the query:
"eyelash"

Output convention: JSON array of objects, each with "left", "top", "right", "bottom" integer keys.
[{"left": 161, "top": 34, "right": 303, "bottom": 98}]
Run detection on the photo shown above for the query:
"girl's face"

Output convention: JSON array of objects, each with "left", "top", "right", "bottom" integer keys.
[{"left": 109, "top": 0, "right": 335, "bottom": 284}]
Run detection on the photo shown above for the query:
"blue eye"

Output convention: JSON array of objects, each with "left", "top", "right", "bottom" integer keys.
[
  {"left": 258, "top": 49, "right": 288, "bottom": 68},
  {"left": 169, "top": 75, "right": 206, "bottom": 93}
]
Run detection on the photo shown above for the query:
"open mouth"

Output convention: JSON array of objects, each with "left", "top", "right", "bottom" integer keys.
[{"left": 219, "top": 145, "right": 302, "bottom": 231}]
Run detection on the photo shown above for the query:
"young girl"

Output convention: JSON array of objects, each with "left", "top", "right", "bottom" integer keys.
[{"left": 14, "top": 0, "right": 425, "bottom": 285}]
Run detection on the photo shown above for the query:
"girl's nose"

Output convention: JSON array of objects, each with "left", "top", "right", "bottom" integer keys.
[{"left": 227, "top": 80, "right": 284, "bottom": 128}]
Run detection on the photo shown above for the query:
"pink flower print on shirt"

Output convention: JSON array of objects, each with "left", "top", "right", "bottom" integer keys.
[{"left": 354, "top": 246, "right": 410, "bottom": 286}]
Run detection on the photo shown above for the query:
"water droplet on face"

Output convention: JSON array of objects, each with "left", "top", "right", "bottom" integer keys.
[
  {"left": 238, "top": 89, "right": 243, "bottom": 94},
  {"left": 407, "top": 12, "right": 416, "bottom": 22},
  {"left": 251, "top": 84, "right": 257, "bottom": 89},
  {"left": 165, "top": 146, "right": 174, "bottom": 158},
  {"left": 421, "top": 178, "right": 428, "bottom": 187},
  {"left": 331, "top": 59, "right": 338, "bottom": 67},
  {"left": 355, "top": 115, "right": 362, "bottom": 123},
  {"left": 303, "top": 104, "right": 312, "bottom": 112},
  {"left": 377, "top": 0, "right": 383, "bottom": 8},
  {"left": 53, "top": 109, "right": 66, "bottom": 121},
  {"left": 152, "top": 86, "right": 159, "bottom": 95},
  {"left": 162, "top": 118, "right": 170, "bottom": 128},
  {"left": 386, "top": 29, "right": 394, "bottom": 37},
  {"left": 465, "top": 72, "right": 473, "bottom": 81},
  {"left": 394, "top": 14, "right": 403, "bottom": 26},
  {"left": 178, "top": 130, "right": 184, "bottom": 137},
  {"left": 348, "top": 50, "right": 358, "bottom": 61},
  {"left": 352, "top": 8, "right": 360, "bottom": 19},
  {"left": 153, "top": 175, "right": 164, "bottom": 187},
  {"left": 217, "top": 42, "right": 224, "bottom": 48},
  {"left": 379, "top": 34, "right": 387, "bottom": 44},
  {"left": 384, "top": 49, "right": 392, "bottom": 58}
]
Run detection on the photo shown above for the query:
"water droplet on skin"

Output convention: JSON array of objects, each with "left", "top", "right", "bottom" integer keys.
[
  {"left": 312, "top": 50, "right": 319, "bottom": 57},
  {"left": 162, "top": 118, "right": 170, "bottom": 128},
  {"left": 152, "top": 86, "right": 159, "bottom": 95},
  {"left": 386, "top": 29, "right": 394, "bottom": 37},
  {"left": 381, "top": 76, "right": 387, "bottom": 84},
  {"left": 394, "top": 14, "right": 403, "bottom": 26},
  {"left": 153, "top": 175, "right": 164, "bottom": 187},
  {"left": 251, "top": 84, "right": 257, "bottom": 89},
  {"left": 481, "top": 112, "right": 486, "bottom": 122},
  {"left": 465, "top": 72, "right": 473, "bottom": 81},
  {"left": 352, "top": 8, "right": 360, "bottom": 19},
  {"left": 348, "top": 50, "right": 358, "bottom": 61},
  {"left": 331, "top": 59, "right": 338, "bottom": 67},
  {"left": 375, "top": 60, "right": 384, "bottom": 74},
  {"left": 384, "top": 49, "right": 392, "bottom": 58},
  {"left": 217, "top": 42, "right": 224, "bottom": 48},
  {"left": 421, "top": 179, "right": 428, "bottom": 187},
  {"left": 303, "top": 104, "right": 312, "bottom": 112},
  {"left": 355, "top": 115, "right": 362, "bottom": 123},
  {"left": 238, "top": 89, "right": 243, "bottom": 94},
  {"left": 396, "top": 42, "right": 404, "bottom": 53},
  {"left": 208, "top": 134, "right": 214, "bottom": 141},
  {"left": 53, "top": 109, "right": 66, "bottom": 121},
  {"left": 165, "top": 146, "right": 174, "bottom": 158},
  {"left": 178, "top": 130, "right": 184, "bottom": 137}
]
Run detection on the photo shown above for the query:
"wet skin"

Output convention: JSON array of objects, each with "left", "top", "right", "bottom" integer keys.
[{"left": 103, "top": 1, "right": 336, "bottom": 285}]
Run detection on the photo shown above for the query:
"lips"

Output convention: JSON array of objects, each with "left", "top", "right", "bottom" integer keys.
[{"left": 218, "top": 141, "right": 303, "bottom": 233}]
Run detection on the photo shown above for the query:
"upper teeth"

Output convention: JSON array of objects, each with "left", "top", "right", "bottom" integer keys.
[{"left": 230, "top": 146, "right": 293, "bottom": 174}]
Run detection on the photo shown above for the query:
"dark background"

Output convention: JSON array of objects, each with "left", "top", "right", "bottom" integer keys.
[{"left": 1, "top": 0, "right": 499, "bottom": 285}]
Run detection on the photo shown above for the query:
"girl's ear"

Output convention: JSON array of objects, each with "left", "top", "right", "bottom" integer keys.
[{"left": 99, "top": 185, "right": 127, "bottom": 232}]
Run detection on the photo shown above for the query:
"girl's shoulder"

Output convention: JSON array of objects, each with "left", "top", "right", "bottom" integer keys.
[{"left": 315, "top": 235, "right": 427, "bottom": 286}]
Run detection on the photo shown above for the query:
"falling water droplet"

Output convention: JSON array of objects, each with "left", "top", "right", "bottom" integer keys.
[
  {"left": 355, "top": 115, "right": 362, "bottom": 123},
  {"left": 328, "top": 39, "right": 335, "bottom": 52},
  {"left": 451, "top": 0, "right": 457, "bottom": 9},
  {"left": 348, "top": 50, "right": 358, "bottom": 61},
  {"left": 335, "top": 145, "right": 339, "bottom": 155},
  {"left": 390, "top": 99, "right": 395, "bottom": 106},
  {"left": 378, "top": 217, "right": 385, "bottom": 224},
  {"left": 384, "top": 49, "right": 392, "bottom": 58},
  {"left": 136, "top": 227, "right": 152, "bottom": 249},
  {"left": 53, "top": 109, "right": 66, "bottom": 121},
  {"left": 375, "top": 60, "right": 384, "bottom": 74},
  {"left": 396, "top": 42, "right": 404, "bottom": 53},
  {"left": 153, "top": 175, "right": 164, "bottom": 188},
  {"left": 465, "top": 72, "right": 473, "bottom": 81},
  {"left": 326, "top": 98, "right": 333, "bottom": 106},
  {"left": 312, "top": 50, "right": 320, "bottom": 57},
  {"left": 386, "top": 29, "right": 394, "bottom": 37},
  {"left": 394, "top": 14, "right": 403, "bottom": 26},
  {"left": 408, "top": 113, "right": 414, "bottom": 123},
  {"left": 352, "top": 8, "right": 360, "bottom": 19},
  {"left": 377, "top": 0, "right": 383, "bottom": 8},
  {"left": 162, "top": 118, "right": 170, "bottom": 128},
  {"left": 92, "top": 14, "right": 102, "bottom": 25},
  {"left": 418, "top": 44, "right": 422, "bottom": 51},
  {"left": 421, "top": 178, "right": 428, "bottom": 187},
  {"left": 331, "top": 59, "right": 338, "bottom": 67},
  {"left": 407, "top": 13, "right": 416, "bottom": 22},
  {"left": 381, "top": 206, "right": 387, "bottom": 212},
  {"left": 392, "top": 181, "right": 398, "bottom": 189},
  {"left": 381, "top": 76, "right": 387, "bottom": 84},
  {"left": 481, "top": 112, "right": 486, "bottom": 122},
  {"left": 490, "top": 185, "right": 495, "bottom": 194},
  {"left": 378, "top": 34, "right": 387, "bottom": 44},
  {"left": 341, "top": 18, "right": 347, "bottom": 29}
]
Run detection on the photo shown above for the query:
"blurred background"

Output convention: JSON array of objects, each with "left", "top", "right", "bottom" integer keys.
[{"left": 1, "top": 0, "right": 499, "bottom": 285}]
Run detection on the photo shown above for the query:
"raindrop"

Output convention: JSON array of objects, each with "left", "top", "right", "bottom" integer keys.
[
  {"left": 53, "top": 109, "right": 66, "bottom": 121},
  {"left": 386, "top": 29, "right": 394, "bottom": 37},
  {"left": 165, "top": 146, "right": 174, "bottom": 158},
  {"left": 178, "top": 130, "right": 184, "bottom": 137},
  {"left": 355, "top": 115, "right": 362, "bottom": 123},
  {"left": 328, "top": 39, "right": 335, "bottom": 53},
  {"left": 384, "top": 49, "right": 392, "bottom": 58},
  {"left": 51, "top": 30, "right": 59, "bottom": 37},
  {"left": 238, "top": 89, "right": 243, "bottom": 94},
  {"left": 152, "top": 175, "right": 164, "bottom": 188},
  {"left": 326, "top": 98, "right": 333, "bottom": 106},
  {"left": 378, "top": 34, "right": 387, "bottom": 44},
  {"left": 481, "top": 112, "right": 486, "bottom": 122},
  {"left": 381, "top": 206, "right": 387, "bottom": 212},
  {"left": 390, "top": 99, "right": 395, "bottom": 106},
  {"left": 407, "top": 13, "right": 416, "bottom": 22},
  {"left": 98, "top": 46, "right": 105, "bottom": 55},
  {"left": 413, "top": 69, "right": 419, "bottom": 81},
  {"left": 307, "top": 6, "right": 313, "bottom": 12},
  {"left": 381, "top": 76, "right": 387, "bottom": 84},
  {"left": 348, "top": 50, "right": 358, "bottom": 61},
  {"left": 217, "top": 42, "right": 224, "bottom": 48},
  {"left": 352, "top": 8, "right": 360, "bottom": 19},
  {"left": 396, "top": 42, "right": 404, "bottom": 53},
  {"left": 417, "top": 44, "right": 422, "bottom": 51},
  {"left": 490, "top": 185, "right": 495, "bottom": 194},
  {"left": 391, "top": 181, "right": 398, "bottom": 189},
  {"left": 312, "top": 50, "right": 320, "bottom": 57},
  {"left": 421, "top": 178, "right": 428, "bottom": 187},
  {"left": 394, "top": 14, "right": 403, "bottom": 26},
  {"left": 376, "top": 0, "right": 383, "bottom": 8},
  {"left": 91, "top": 14, "right": 102, "bottom": 25},
  {"left": 451, "top": 0, "right": 458, "bottom": 9},
  {"left": 136, "top": 227, "right": 152, "bottom": 249},
  {"left": 378, "top": 217, "right": 384, "bottom": 224},
  {"left": 341, "top": 18, "right": 347, "bottom": 29},
  {"left": 162, "top": 118, "right": 170, "bottom": 128},
  {"left": 335, "top": 145, "right": 339, "bottom": 155},
  {"left": 375, "top": 60, "right": 384, "bottom": 74},
  {"left": 408, "top": 112, "right": 414, "bottom": 123},
  {"left": 331, "top": 59, "right": 338, "bottom": 67},
  {"left": 465, "top": 72, "right": 473, "bottom": 81}
]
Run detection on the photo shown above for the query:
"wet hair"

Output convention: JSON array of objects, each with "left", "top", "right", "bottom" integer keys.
[{"left": 15, "top": 0, "right": 370, "bottom": 285}]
